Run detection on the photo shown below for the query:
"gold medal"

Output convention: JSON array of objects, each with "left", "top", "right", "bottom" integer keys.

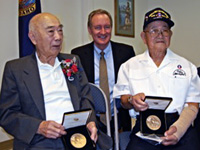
[
  {"left": 146, "top": 115, "right": 161, "bottom": 131},
  {"left": 70, "top": 133, "right": 87, "bottom": 148}
]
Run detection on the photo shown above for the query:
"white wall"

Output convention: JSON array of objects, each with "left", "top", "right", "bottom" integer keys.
[
  {"left": 0, "top": 0, "right": 200, "bottom": 142},
  {"left": 0, "top": 0, "right": 18, "bottom": 142},
  {"left": 147, "top": 0, "right": 200, "bottom": 67}
]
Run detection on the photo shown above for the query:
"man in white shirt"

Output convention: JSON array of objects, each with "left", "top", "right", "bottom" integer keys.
[{"left": 113, "top": 7, "right": 200, "bottom": 150}]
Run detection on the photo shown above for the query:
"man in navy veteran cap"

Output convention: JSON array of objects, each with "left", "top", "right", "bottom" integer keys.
[{"left": 113, "top": 7, "right": 200, "bottom": 150}]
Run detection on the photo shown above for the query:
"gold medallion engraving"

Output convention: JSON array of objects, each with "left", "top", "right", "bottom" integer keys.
[
  {"left": 146, "top": 115, "right": 161, "bottom": 131},
  {"left": 70, "top": 133, "right": 87, "bottom": 148}
]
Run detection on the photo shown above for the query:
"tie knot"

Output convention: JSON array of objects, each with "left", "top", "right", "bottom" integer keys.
[{"left": 100, "top": 52, "right": 105, "bottom": 57}]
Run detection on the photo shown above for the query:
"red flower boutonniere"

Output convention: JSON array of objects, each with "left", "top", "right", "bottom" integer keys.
[{"left": 61, "top": 57, "right": 78, "bottom": 81}]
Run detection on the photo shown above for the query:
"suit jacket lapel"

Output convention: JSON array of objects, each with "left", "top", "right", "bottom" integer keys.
[
  {"left": 58, "top": 54, "right": 80, "bottom": 110},
  {"left": 23, "top": 54, "right": 46, "bottom": 119},
  {"left": 111, "top": 41, "right": 121, "bottom": 83},
  {"left": 65, "top": 78, "right": 80, "bottom": 110},
  {"left": 83, "top": 42, "right": 95, "bottom": 83}
]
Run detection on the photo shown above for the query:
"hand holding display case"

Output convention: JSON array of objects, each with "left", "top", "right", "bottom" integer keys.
[
  {"left": 140, "top": 96, "right": 172, "bottom": 136},
  {"left": 61, "top": 109, "right": 96, "bottom": 150}
]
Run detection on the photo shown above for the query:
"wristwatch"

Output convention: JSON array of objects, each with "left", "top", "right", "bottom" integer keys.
[{"left": 128, "top": 96, "right": 132, "bottom": 104}]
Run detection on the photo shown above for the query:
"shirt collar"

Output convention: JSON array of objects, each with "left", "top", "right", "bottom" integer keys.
[
  {"left": 35, "top": 52, "right": 61, "bottom": 69},
  {"left": 94, "top": 42, "right": 112, "bottom": 58},
  {"left": 139, "top": 48, "right": 178, "bottom": 62}
]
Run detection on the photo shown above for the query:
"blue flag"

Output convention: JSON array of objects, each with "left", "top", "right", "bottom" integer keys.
[{"left": 19, "top": 0, "right": 41, "bottom": 57}]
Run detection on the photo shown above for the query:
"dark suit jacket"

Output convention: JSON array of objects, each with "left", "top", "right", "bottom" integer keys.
[
  {"left": 195, "top": 67, "right": 200, "bottom": 141},
  {"left": 71, "top": 41, "right": 135, "bottom": 83},
  {"left": 71, "top": 41, "right": 135, "bottom": 132},
  {"left": 0, "top": 53, "right": 112, "bottom": 150},
  {"left": 197, "top": 67, "right": 200, "bottom": 76}
]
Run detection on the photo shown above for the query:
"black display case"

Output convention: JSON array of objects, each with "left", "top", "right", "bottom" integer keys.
[{"left": 140, "top": 96, "right": 172, "bottom": 136}]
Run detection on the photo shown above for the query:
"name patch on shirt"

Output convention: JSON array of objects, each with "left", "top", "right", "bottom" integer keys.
[{"left": 173, "top": 65, "right": 186, "bottom": 76}]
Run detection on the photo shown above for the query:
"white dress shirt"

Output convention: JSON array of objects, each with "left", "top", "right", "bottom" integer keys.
[
  {"left": 36, "top": 53, "right": 74, "bottom": 123},
  {"left": 113, "top": 49, "right": 200, "bottom": 117}
]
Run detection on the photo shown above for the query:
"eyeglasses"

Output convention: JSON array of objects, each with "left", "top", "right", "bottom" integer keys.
[{"left": 144, "top": 29, "right": 171, "bottom": 38}]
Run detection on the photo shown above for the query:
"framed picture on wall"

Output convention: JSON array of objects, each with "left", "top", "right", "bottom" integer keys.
[{"left": 114, "top": 0, "right": 135, "bottom": 37}]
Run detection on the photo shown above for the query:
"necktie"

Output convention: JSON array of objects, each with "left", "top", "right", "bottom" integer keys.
[{"left": 99, "top": 52, "right": 111, "bottom": 125}]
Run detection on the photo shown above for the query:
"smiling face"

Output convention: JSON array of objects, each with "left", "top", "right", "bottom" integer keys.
[
  {"left": 29, "top": 13, "right": 63, "bottom": 60},
  {"left": 141, "top": 21, "right": 172, "bottom": 55},
  {"left": 88, "top": 14, "right": 112, "bottom": 50}
]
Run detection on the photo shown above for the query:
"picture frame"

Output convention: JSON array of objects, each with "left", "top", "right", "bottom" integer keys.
[{"left": 114, "top": 0, "right": 135, "bottom": 37}]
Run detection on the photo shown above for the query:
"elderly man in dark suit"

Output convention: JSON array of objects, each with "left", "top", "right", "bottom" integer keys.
[
  {"left": 0, "top": 12, "right": 112, "bottom": 150},
  {"left": 71, "top": 9, "right": 135, "bottom": 135}
]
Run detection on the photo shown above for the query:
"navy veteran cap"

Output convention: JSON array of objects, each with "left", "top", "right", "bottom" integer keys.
[{"left": 143, "top": 7, "right": 174, "bottom": 30}]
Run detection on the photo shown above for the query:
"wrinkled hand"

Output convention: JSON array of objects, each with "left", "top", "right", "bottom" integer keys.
[
  {"left": 87, "top": 121, "right": 98, "bottom": 143},
  {"left": 129, "top": 93, "right": 148, "bottom": 112},
  {"left": 162, "top": 126, "right": 178, "bottom": 146},
  {"left": 37, "top": 120, "right": 66, "bottom": 139}
]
